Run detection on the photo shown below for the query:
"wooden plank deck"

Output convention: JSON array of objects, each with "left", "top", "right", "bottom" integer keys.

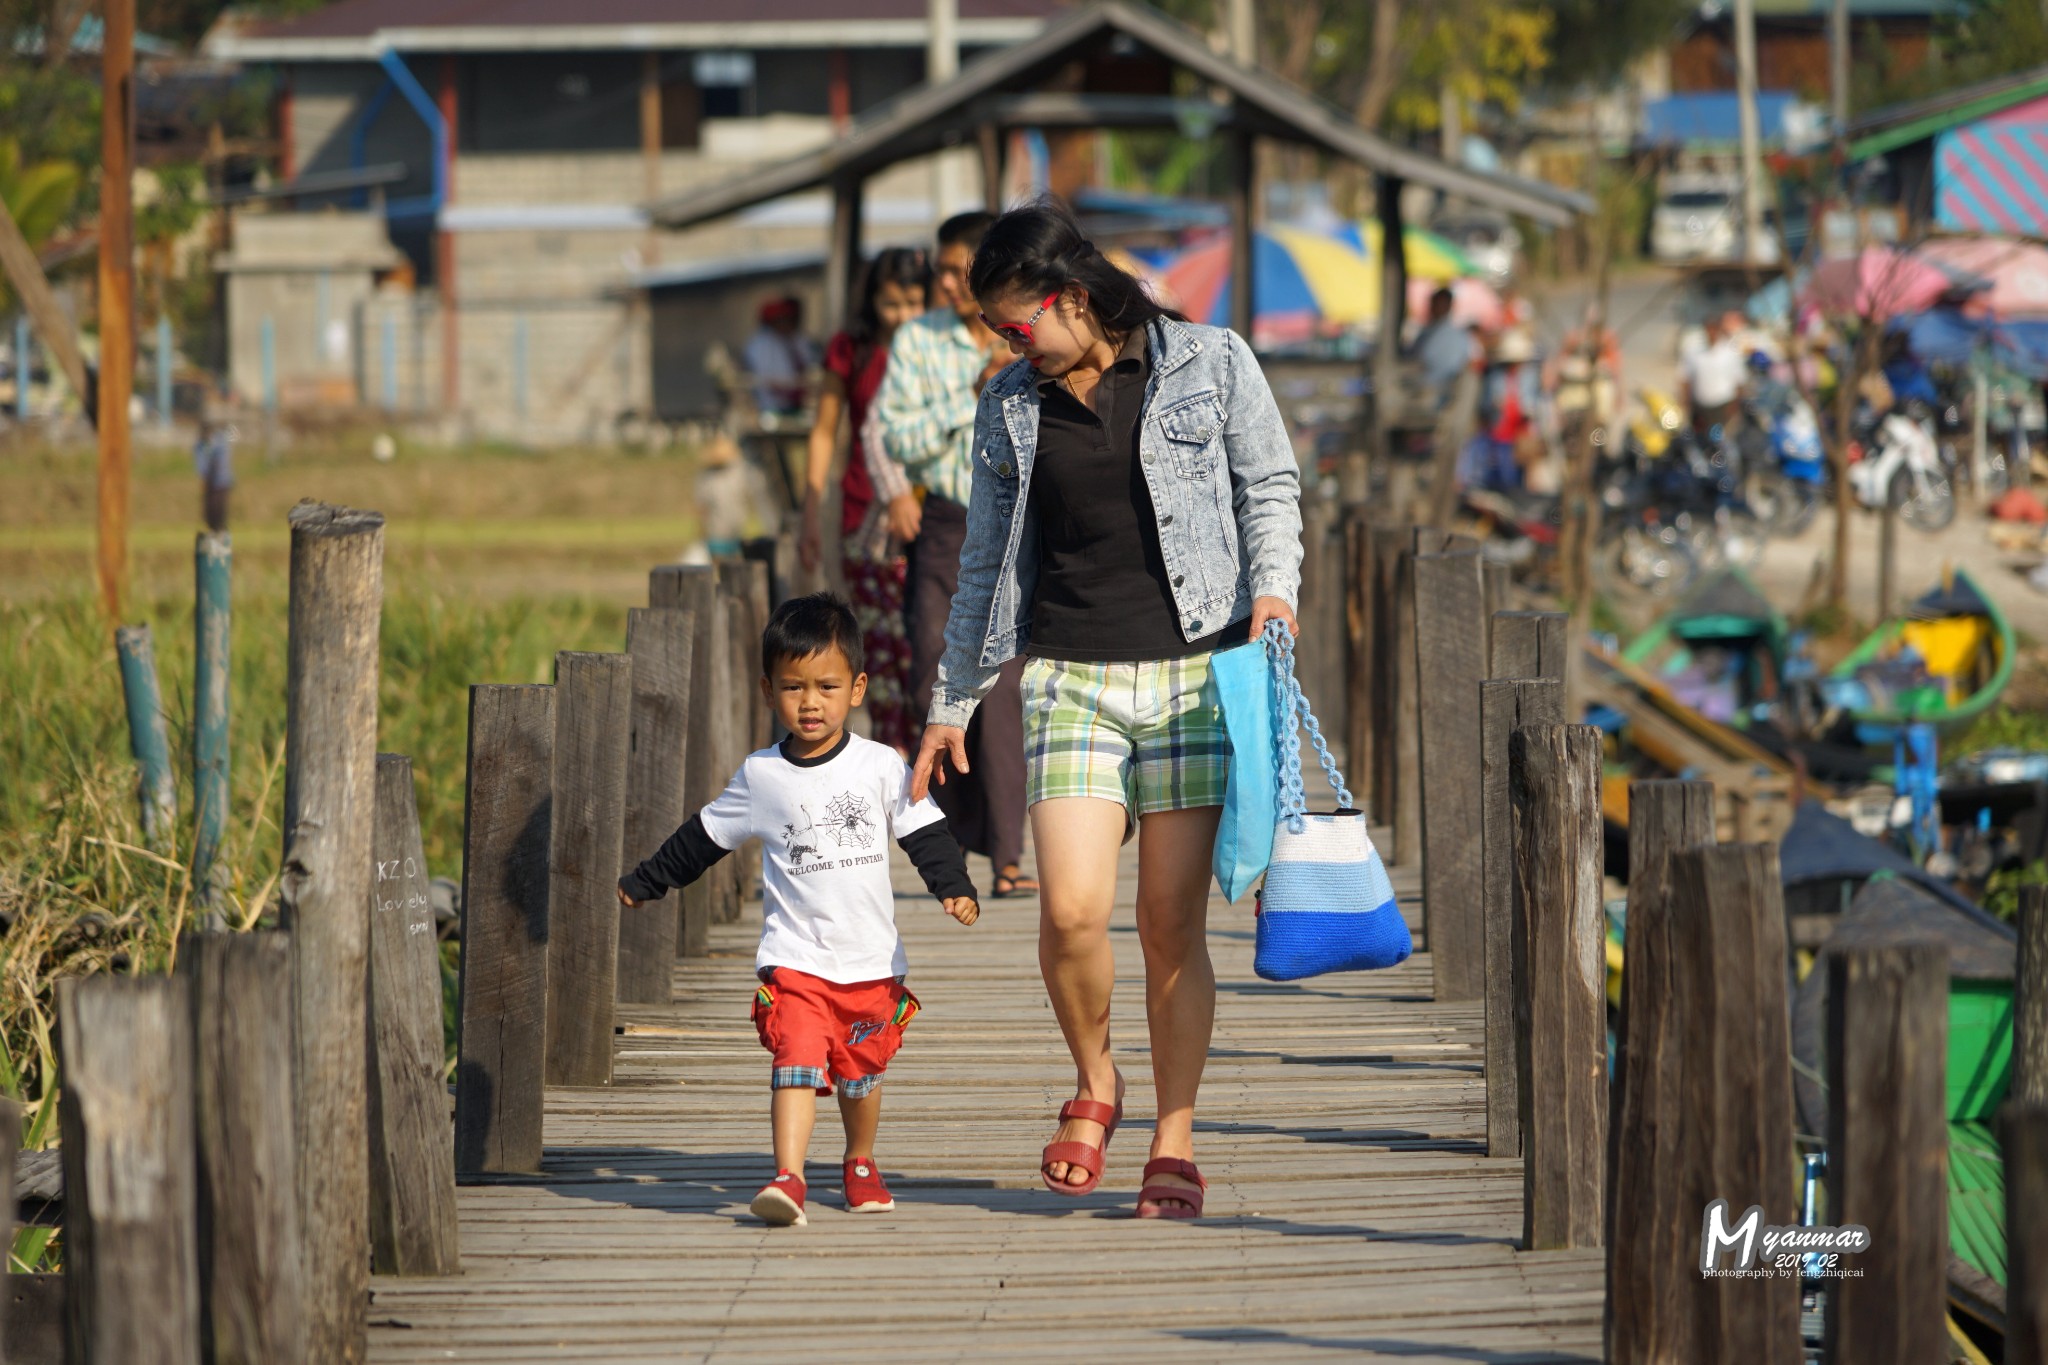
[{"left": 368, "top": 832, "right": 1605, "bottom": 1363}]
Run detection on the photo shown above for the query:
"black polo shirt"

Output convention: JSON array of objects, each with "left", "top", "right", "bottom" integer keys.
[{"left": 1025, "top": 326, "right": 1235, "bottom": 663}]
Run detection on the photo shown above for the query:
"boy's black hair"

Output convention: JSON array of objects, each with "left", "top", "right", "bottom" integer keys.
[{"left": 761, "top": 592, "right": 865, "bottom": 679}]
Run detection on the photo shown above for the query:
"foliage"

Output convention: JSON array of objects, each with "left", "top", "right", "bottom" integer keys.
[
  {"left": 0, "top": 136, "right": 79, "bottom": 250},
  {"left": 136, "top": 160, "right": 202, "bottom": 252},
  {"left": 1953, "top": 701, "right": 2048, "bottom": 759},
  {"left": 1855, "top": 0, "right": 2048, "bottom": 113},
  {"left": 1386, "top": 4, "right": 1554, "bottom": 133},
  {"left": 1984, "top": 859, "right": 2048, "bottom": 922}
]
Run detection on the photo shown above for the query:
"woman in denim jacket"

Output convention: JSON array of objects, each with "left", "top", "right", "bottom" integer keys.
[{"left": 909, "top": 203, "right": 1302, "bottom": 1218}]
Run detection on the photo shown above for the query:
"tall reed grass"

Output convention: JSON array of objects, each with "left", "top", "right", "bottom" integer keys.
[{"left": 0, "top": 579, "right": 625, "bottom": 1265}]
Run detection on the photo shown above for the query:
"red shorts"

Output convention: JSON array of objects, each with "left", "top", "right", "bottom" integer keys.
[{"left": 752, "top": 967, "right": 919, "bottom": 1097}]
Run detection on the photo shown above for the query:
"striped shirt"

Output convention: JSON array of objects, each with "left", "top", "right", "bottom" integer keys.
[{"left": 869, "top": 307, "right": 989, "bottom": 510}]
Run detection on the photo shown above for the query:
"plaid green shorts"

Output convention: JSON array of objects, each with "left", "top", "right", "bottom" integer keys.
[{"left": 1021, "top": 653, "right": 1231, "bottom": 820}]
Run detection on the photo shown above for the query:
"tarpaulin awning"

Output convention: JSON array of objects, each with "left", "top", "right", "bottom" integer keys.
[{"left": 1936, "top": 124, "right": 2048, "bottom": 238}]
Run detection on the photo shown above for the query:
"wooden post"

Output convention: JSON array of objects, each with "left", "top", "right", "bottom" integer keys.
[
  {"left": 0, "top": 194, "right": 92, "bottom": 409},
  {"left": 2017, "top": 885, "right": 2048, "bottom": 1105},
  {"left": 1390, "top": 539, "right": 1423, "bottom": 868},
  {"left": 1481, "top": 559, "right": 1511, "bottom": 640},
  {"left": 1508, "top": 724, "right": 1607, "bottom": 1249},
  {"left": 978, "top": 123, "right": 1005, "bottom": 213},
  {"left": 193, "top": 533, "right": 231, "bottom": 904},
  {"left": 2007, "top": 1101, "right": 2048, "bottom": 1365},
  {"left": 823, "top": 175, "right": 864, "bottom": 336},
  {"left": 1876, "top": 500, "right": 1897, "bottom": 623},
  {"left": 1343, "top": 510, "right": 1373, "bottom": 793},
  {"left": 716, "top": 562, "right": 759, "bottom": 917},
  {"left": 1368, "top": 525, "right": 1400, "bottom": 824},
  {"left": 58, "top": 976, "right": 201, "bottom": 1365},
  {"left": 281, "top": 502, "right": 382, "bottom": 1365},
  {"left": 653, "top": 566, "right": 720, "bottom": 957},
  {"left": 96, "top": 0, "right": 135, "bottom": 620},
  {"left": 1605, "top": 780, "right": 1716, "bottom": 1365},
  {"left": 639, "top": 50, "right": 661, "bottom": 268},
  {"left": 1479, "top": 677, "right": 1562, "bottom": 1157},
  {"left": 0, "top": 1095, "right": 14, "bottom": 1351},
  {"left": 182, "top": 931, "right": 305, "bottom": 1362},
  {"left": 741, "top": 559, "right": 772, "bottom": 750},
  {"left": 454, "top": 684, "right": 553, "bottom": 1177},
  {"left": 114, "top": 624, "right": 176, "bottom": 849},
  {"left": 367, "top": 756, "right": 460, "bottom": 1274},
  {"left": 620, "top": 606, "right": 693, "bottom": 1002},
  {"left": 1413, "top": 549, "right": 1486, "bottom": 999},
  {"left": 1670, "top": 843, "right": 1800, "bottom": 1361},
  {"left": 545, "top": 652, "right": 633, "bottom": 1088},
  {"left": 1825, "top": 943, "right": 1949, "bottom": 1365},
  {"left": 1489, "top": 611, "right": 1568, "bottom": 684},
  {"left": 1373, "top": 173, "right": 1406, "bottom": 465},
  {"left": 1226, "top": 126, "right": 1254, "bottom": 340}
]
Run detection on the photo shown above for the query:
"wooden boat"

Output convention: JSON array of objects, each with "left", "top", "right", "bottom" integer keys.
[{"left": 1826, "top": 567, "right": 2014, "bottom": 735}]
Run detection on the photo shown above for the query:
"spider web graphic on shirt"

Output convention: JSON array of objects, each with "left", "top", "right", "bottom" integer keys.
[{"left": 822, "top": 792, "right": 876, "bottom": 850}]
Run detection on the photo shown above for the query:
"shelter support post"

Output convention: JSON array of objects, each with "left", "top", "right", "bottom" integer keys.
[
  {"left": 1226, "top": 122, "right": 1254, "bottom": 341},
  {"left": 1374, "top": 174, "right": 1407, "bottom": 462},
  {"left": 825, "top": 176, "right": 865, "bottom": 337}
]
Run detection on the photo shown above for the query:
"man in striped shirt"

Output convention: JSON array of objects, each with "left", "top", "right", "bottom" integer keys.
[{"left": 869, "top": 211, "right": 1037, "bottom": 899}]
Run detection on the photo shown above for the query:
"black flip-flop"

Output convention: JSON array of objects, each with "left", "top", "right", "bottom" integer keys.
[{"left": 991, "top": 868, "right": 1040, "bottom": 898}]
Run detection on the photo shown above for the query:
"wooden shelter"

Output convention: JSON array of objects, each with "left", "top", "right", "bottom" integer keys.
[{"left": 648, "top": 0, "right": 1589, "bottom": 376}]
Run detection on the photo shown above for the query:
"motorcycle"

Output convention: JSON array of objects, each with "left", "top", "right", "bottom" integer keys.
[
  {"left": 1744, "top": 390, "right": 1826, "bottom": 538},
  {"left": 1847, "top": 402, "right": 1956, "bottom": 531}
]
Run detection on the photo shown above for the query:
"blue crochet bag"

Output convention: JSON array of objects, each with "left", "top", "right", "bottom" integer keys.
[
  {"left": 1208, "top": 636, "right": 1277, "bottom": 904},
  {"left": 1252, "top": 622, "right": 1412, "bottom": 981}
]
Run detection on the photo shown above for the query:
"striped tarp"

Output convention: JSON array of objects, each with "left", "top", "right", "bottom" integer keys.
[{"left": 1936, "top": 123, "right": 2048, "bottom": 236}]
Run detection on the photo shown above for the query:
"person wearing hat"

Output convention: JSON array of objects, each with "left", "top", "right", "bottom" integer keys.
[
  {"left": 744, "top": 296, "right": 817, "bottom": 420},
  {"left": 193, "top": 401, "right": 235, "bottom": 533},
  {"left": 696, "top": 428, "right": 776, "bottom": 559}
]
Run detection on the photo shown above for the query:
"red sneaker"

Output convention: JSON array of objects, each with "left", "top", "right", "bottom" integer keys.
[
  {"left": 842, "top": 1156, "right": 895, "bottom": 1213},
  {"left": 750, "top": 1170, "right": 808, "bottom": 1226}
]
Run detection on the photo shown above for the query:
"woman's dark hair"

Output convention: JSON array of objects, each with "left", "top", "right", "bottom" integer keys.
[
  {"left": 761, "top": 591, "right": 865, "bottom": 679},
  {"left": 967, "top": 200, "right": 1183, "bottom": 336},
  {"left": 849, "top": 247, "right": 932, "bottom": 350}
]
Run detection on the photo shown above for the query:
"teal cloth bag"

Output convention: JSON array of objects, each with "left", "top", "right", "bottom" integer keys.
[{"left": 1209, "top": 635, "right": 1277, "bottom": 903}]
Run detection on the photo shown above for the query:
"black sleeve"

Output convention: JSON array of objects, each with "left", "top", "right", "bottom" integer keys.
[
  {"left": 619, "top": 814, "right": 732, "bottom": 902},
  {"left": 897, "top": 822, "right": 977, "bottom": 903}
]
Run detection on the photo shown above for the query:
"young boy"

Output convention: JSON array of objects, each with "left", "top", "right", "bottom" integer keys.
[{"left": 618, "top": 592, "right": 979, "bottom": 1226}]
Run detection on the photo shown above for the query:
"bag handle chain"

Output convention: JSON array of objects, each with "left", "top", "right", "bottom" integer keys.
[{"left": 1266, "top": 619, "right": 1354, "bottom": 834}]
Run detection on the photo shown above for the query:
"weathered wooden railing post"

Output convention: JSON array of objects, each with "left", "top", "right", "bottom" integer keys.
[
  {"left": 367, "top": 755, "right": 461, "bottom": 1273},
  {"left": 454, "top": 683, "right": 554, "bottom": 1177},
  {"left": 1342, "top": 509, "right": 1373, "bottom": 787},
  {"left": 0, "top": 1095, "right": 16, "bottom": 1351},
  {"left": 1670, "top": 842, "right": 1800, "bottom": 1361},
  {"left": 1478, "top": 675, "right": 1561, "bottom": 1158},
  {"left": 2009, "top": 1100, "right": 2048, "bottom": 1365},
  {"left": 281, "top": 501, "right": 383, "bottom": 1365},
  {"left": 58, "top": 977, "right": 201, "bottom": 1365},
  {"left": 619, "top": 606, "right": 693, "bottom": 1001},
  {"left": 1413, "top": 547, "right": 1486, "bottom": 999},
  {"left": 652, "top": 565, "right": 721, "bottom": 957},
  {"left": 1508, "top": 724, "right": 1606, "bottom": 1250},
  {"left": 1389, "top": 530, "right": 1424, "bottom": 868},
  {"left": 1479, "top": 608, "right": 1568, "bottom": 1160},
  {"left": 545, "top": 651, "right": 633, "bottom": 1088},
  {"left": 183, "top": 931, "right": 305, "bottom": 1361},
  {"left": 1825, "top": 943, "right": 1949, "bottom": 1365},
  {"left": 2018, "top": 885, "right": 2048, "bottom": 1105},
  {"left": 717, "top": 561, "right": 767, "bottom": 913},
  {"left": 1367, "top": 525, "right": 1403, "bottom": 834},
  {"left": 1605, "top": 780, "right": 1715, "bottom": 1364}
]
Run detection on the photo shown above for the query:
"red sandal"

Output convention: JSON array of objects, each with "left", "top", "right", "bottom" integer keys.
[
  {"left": 1039, "top": 1096, "right": 1123, "bottom": 1197},
  {"left": 1135, "top": 1157, "right": 1207, "bottom": 1220}
]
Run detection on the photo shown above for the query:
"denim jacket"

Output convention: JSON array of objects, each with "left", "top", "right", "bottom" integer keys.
[{"left": 928, "top": 318, "right": 1303, "bottom": 729}]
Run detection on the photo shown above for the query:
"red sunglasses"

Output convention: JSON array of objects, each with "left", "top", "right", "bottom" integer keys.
[{"left": 981, "top": 291, "right": 1062, "bottom": 347}]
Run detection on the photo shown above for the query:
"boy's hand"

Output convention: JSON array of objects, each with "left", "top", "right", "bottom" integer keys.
[
  {"left": 943, "top": 896, "right": 979, "bottom": 926},
  {"left": 617, "top": 885, "right": 641, "bottom": 909}
]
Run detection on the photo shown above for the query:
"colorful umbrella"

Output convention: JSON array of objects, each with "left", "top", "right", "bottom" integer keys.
[
  {"left": 1152, "top": 223, "right": 1480, "bottom": 334},
  {"left": 1799, "top": 245, "right": 1977, "bottom": 321},
  {"left": 1915, "top": 237, "right": 2048, "bottom": 320},
  {"left": 1333, "top": 221, "right": 1480, "bottom": 282}
]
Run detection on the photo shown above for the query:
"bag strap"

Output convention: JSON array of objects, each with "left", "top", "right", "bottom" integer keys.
[{"left": 1266, "top": 619, "right": 1354, "bottom": 833}]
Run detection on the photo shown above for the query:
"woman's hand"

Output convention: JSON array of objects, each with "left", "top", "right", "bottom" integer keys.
[
  {"left": 886, "top": 492, "right": 923, "bottom": 544},
  {"left": 910, "top": 724, "right": 969, "bottom": 802},
  {"left": 796, "top": 492, "right": 823, "bottom": 572},
  {"left": 1248, "top": 596, "right": 1298, "bottom": 641}
]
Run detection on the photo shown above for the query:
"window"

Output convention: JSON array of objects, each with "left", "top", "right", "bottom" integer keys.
[{"left": 694, "top": 51, "right": 754, "bottom": 118}]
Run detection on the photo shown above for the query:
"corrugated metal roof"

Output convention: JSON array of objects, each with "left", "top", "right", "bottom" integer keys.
[
  {"left": 1849, "top": 62, "right": 2048, "bottom": 160},
  {"left": 220, "top": 0, "right": 1061, "bottom": 46}
]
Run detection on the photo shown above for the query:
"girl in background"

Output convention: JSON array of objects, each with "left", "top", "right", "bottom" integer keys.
[{"left": 799, "top": 248, "right": 932, "bottom": 757}]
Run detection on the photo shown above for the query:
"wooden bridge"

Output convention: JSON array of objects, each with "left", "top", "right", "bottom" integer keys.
[
  {"left": 365, "top": 841, "right": 1605, "bottom": 1363},
  {"left": 36, "top": 508, "right": 2016, "bottom": 1365}
]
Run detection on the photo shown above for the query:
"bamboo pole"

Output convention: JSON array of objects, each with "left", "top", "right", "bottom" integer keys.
[
  {"left": 97, "top": 0, "right": 136, "bottom": 620},
  {"left": 193, "top": 532, "right": 231, "bottom": 904}
]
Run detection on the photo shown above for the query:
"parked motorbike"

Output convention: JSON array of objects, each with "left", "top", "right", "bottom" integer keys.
[
  {"left": 1847, "top": 402, "right": 1956, "bottom": 531},
  {"left": 1743, "top": 388, "right": 1826, "bottom": 538}
]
